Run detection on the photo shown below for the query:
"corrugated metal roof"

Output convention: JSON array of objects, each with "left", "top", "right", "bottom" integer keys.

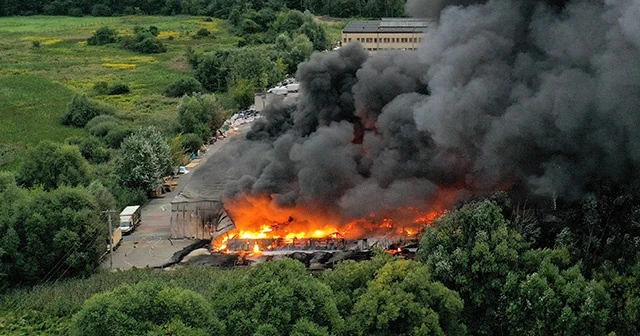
[{"left": 343, "top": 19, "right": 433, "bottom": 33}]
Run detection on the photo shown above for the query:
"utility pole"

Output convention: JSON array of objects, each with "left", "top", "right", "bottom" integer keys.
[{"left": 102, "top": 210, "right": 117, "bottom": 270}]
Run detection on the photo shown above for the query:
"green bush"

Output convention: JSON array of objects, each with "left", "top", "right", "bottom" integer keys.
[
  {"left": 193, "top": 28, "right": 210, "bottom": 39},
  {"left": 164, "top": 78, "right": 204, "bottom": 98},
  {"left": 85, "top": 115, "right": 120, "bottom": 130},
  {"left": 107, "top": 83, "right": 130, "bottom": 95},
  {"left": 104, "top": 126, "right": 134, "bottom": 149},
  {"left": 87, "top": 121, "right": 119, "bottom": 137},
  {"left": 78, "top": 137, "right": 110, "bottom": 163},
  {"left": 87, "top": 26, "right": 119, "bottom": 46},
  {"left": 110, "top": 185, "right": 147, "bottom": 207},
  {"left": 92, "top": 81, "right": 109, "bottom": 95},
  {"left": 120, "top": 26, "right": 166, "bottom": 54},
  {"left": 61, "top": 94, "right": 115, "bottom": 128},
  {"left": 121, "top": 36, "right": 167, "bottom": 54},
  {"left": 181, "top": 133, "right": 203, "bottom": 153}
]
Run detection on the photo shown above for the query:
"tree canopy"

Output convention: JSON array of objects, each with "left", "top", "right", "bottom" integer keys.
[
  {"left": 17, "top": 140, "right": 91, "bottom": 190},
  {"left": 113, "top": 127, "right": 173, "bottom": 193}
]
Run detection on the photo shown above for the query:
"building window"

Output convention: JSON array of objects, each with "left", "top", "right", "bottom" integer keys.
[
  {"left": 349, "top": 38, "right": 352, "bottom": 42},
  {"left": 391, "top": 38, "right": 395, "bottom": 43},
  {"left": 356, "top": 38, "right": 360, "bottom": 41},
  {"left": 343, "top": 38, "right": 347, "bottom": 43},
  {"left": 384, "top": 38, "right": 389, "bottom": 43},
  {"left": 401, "top": 38, "right": 408, "bottom": 43},
  {"left": 366, "top": 38, "right": 372, "bottom": 43},
  {"left": 374, "top": 38, "right": 377, "bottom": 43}
]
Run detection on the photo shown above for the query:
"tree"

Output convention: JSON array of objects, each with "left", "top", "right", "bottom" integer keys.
[
  {"left": 322, "top": 250, "right": 394, "bottom": 316},
  {"left": 67, "top": 136, "right": 110, "bottom": 164},
  {"left": 177, "top": 93, "right": 225, "bottom": 140},
  {"left": 72, "top": 282, "right": 223, "bottom": 336},
  {"left": 418, "top": 200, "right": 530, "bottom": 335},
  {"left": 87, "top": 26, "right": 119, "bottom": 45},
  {"left": 555, "top": 184, "right": 640, "bottom": 275},
  {"left": 346, "top": 259, "right": 465, "bottom": 336},
  {"left": 91, "top": 3, "right": 112, "bottom": 16},
  {"left": 229, "top": 78, "right": 257, "bottom": 109},
  {"left": 17, "top": 141, "right": 91, "bottom": 190},
  {"left": 195, "top": 51, "right": 228, "bottom": 92},
  {"left": 181, "top": 133, "right": 203, "bottom": 153},
  {"left": 503, "top": 253, "right": 610, "bottom": 335},
  {"left": 227, "top": 47, "right": 283, "bottom": 91},
  {"left": 4, "top": 185, "right": 104, "bottom": 286},
  {"left": 286, "top": 34, "right": 314, "bottom": 74},
  {"left": 113, "top": 127, "right": 174, "bottom": 193},
  {"left": 210, "top": 258, "right": 344, "bottom": 336}
]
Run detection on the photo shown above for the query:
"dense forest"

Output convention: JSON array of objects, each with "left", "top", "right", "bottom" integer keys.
[{"left": 0, "top": 0, "right": 408, "bottom": 18}]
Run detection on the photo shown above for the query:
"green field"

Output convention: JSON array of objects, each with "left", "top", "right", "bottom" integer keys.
[{"left": 0, "top": 15, "right": 240, "bottom": 169}]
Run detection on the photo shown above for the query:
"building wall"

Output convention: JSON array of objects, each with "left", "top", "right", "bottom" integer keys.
[{"left": 341, "top": 32, "right": 424, "bottom": 51}]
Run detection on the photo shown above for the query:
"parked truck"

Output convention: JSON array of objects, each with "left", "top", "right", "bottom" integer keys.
[
  {"left": 106, "top": 227, "right": 122, "bottom": 253},
  {"left": 119, "top": 205, "right": 142, "bottom": 234}
]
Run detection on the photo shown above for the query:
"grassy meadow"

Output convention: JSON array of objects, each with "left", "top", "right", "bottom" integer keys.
[{"left": 0, "top": 15, "right": 240, "bottom": 170}]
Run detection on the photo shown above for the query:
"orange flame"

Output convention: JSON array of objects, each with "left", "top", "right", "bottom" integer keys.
[
  {"left": 253, "top": 242, "right": 261, "bottom": 254},
  {"left": 219, "top": 187, "right": 459, "bottom": 250}
]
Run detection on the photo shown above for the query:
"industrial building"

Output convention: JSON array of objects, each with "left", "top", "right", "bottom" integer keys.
[{"left": 341, "top": 18, "right": 434, "bottom": 51}]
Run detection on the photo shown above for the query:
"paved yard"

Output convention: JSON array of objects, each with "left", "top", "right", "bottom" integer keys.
[{"left": 100, "top": 134, "right": 236, "bottom": 271}]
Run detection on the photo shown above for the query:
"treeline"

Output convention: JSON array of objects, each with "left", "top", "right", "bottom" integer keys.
[
  {"left": 2, "top": 190, "right": 639, "bottom": 335},
  {"left": 0, "top": 0, "right": 407, "bottom": 18}
]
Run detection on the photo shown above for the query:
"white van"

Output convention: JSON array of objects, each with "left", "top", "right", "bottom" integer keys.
[
  {"left": 286, "top": 83, "right": 299, "bottom": 93},
  {"left": 119, "top": 205, "right": 141, "bottom": 234},
  {"left": 267, "top": 86, "right": 288, "bottom": 95}
]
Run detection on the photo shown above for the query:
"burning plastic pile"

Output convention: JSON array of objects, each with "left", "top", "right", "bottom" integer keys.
[{"left": 208, "top": 0, "right": 640, "bottom": 250}]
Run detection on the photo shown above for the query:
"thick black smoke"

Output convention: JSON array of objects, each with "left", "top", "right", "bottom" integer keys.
[{"left": 223, "top": 0, "right": 640, "bottom": 219}]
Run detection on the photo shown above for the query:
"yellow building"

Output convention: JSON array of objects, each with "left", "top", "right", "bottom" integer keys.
[{"left": 341, "top": 18, "right": 434, "bottom": 51}]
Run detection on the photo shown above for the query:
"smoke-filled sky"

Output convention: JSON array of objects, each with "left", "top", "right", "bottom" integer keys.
[{"left": 219, "top": 0, "right": 640, "bottom": 219}]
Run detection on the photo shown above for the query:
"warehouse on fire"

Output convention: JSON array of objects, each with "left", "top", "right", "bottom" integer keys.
[{"left": 341, "top": 18, "right": 434, "bottom": 51}]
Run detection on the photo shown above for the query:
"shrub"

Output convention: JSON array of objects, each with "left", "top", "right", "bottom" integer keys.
[
  {"left": 121, "top": 36, "right": 167, "bottom": 54},
  {"left": 92, "top": 81, "right": 109, "bottom": 95},
  {"left": 62, "top": 94, "right": 115, "bottom": 128},
  {"left": 110, "top": 185, "right": 148, "bottom": 207},
  {"left": 107, "top": 83, "right": 130, "bottom": 95},
  {"left": 87, "top": 26, "right": 119, "bottom": 46},
  {"left": 164, "top": 78, "right": 204, "bottom": 98},
  {"left": 193, "top": 28, "right": 210, "bottom": 39},
  {"left": 120, "top": 26, "right": 165, "bottom": 54},
  {"left": 78, "top": 137, "right": 110, "bottom": 163},
  {"left": 181, "top": 133, "right": 203, "bottom": 153},
  {"left": 85, "top": 115, "right": 120, "bottom": 131},
  {"left": 104, "top": 126, "right": 134, "bottom": 149}
]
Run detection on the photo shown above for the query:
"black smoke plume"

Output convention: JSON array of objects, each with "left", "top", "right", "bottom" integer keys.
[{"left": 221, "top": 0, "right": 640, "bottom": 219}]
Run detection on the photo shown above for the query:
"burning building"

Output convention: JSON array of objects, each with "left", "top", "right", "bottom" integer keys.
[{"left": 172, "top": 0, "right": 640, "bottom": 256}]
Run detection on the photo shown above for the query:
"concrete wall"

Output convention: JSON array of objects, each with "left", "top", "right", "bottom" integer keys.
[
  {"left": 341, "top": 32, "right": 424, "bottom": 51},
  {"left": 170, "top": 200, "right": 235, "bottom": 239}
]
